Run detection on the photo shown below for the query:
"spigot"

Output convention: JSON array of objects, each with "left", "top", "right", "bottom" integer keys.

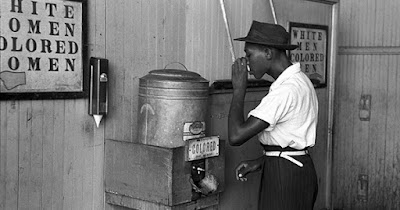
[{"left": 192, "top": 166, "right": 205, "bottom": 174}]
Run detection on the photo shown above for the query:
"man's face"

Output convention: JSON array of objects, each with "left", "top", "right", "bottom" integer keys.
[{"left": 244, "top": 43, "right": 270, "bottom": 79}]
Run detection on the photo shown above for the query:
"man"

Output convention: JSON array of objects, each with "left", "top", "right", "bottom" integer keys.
[{"left": 228, "top": 21, "right": 318, "bottom": 209}]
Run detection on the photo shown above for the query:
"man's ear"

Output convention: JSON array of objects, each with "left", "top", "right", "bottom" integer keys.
[{"left": 264, "top": 47, "right": 272, "bottom": 59}]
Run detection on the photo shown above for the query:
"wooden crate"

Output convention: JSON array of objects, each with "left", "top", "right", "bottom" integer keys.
[{"left": 105, "top": 139, "right": 225, "bottom": 208}]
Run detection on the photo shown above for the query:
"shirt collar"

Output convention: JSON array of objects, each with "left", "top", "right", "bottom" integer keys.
[{"left": 269, "top": 63, "right": 301, "bottom": 91}]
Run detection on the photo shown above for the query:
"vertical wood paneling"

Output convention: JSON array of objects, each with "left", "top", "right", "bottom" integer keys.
[
  {"left": 333, "top": 55, "right": 355, "bottom": 208},
  {"left": 75, "top": 102, "right": 85, "bottom": 209},
  {"left": 355, "top": 0, "right": 363, "bottom": 46},
  {"left": 393, "top": 55, "right": 400, "bottom": 210},
  {"left": 30, "top": 101, "right": 43, "bottom": 210},
  {"left": 393, "top": 0, "right": 400, "bottom": 46},
  {"left": 9, "top": 102, "right": 19, "bottom": 209},
  {"left": 88, "top": 0, "right": 106, "bottom": 208},
  {"left": 204, "top": 0, "right": 213, "bottom": 80},
  {"left": 339, "top": 0, "right": 400, "bottom": 47},
  {"left": 0, "top": 102, "right": 5, "bottom": 209},
  {"left": 42, "top": 100, "right": 54, "bottom": 210},
  {"left": 105, "top": 0, "right": 125, "bottom": 141},
  {"left": 185, "top": 0, "right": 253, "bottom": 82},
  {"left": 120, "top": 0, "right": 138, "bottom": 141},
  {"left": 374, "top": 2, "right": 384, "bottom": 46},
  {"left": 384, "top": 54, "right": 398, "bottom": 209},
  {"left": 18, "top": 101, "right": 32, "bottom": 210},
  {"left": 334, "top": 54, "right": 400, "bottom": 209},
  {"left": 52, "top": 100, "right": 65, "bottom": 210},
  {"left": 355, "top": 55, "right": 371, "bottom": 209},
  {"left": 369, "top": 55, "right": 387, "bottom": 208},
  {"left": 0, "top": 101, "right": 19, "bottom": 209},
  {"left": 199, "top": 0, "right": 207, "bottom": 77},
  {"left": 335, "top": 58, "right": 400, "bottom": 208},
  {"left": 346, "top": 55, "right": 356, "bottom": 209},
  {"left": 62, "top": 100, "right": 74, "bottom": 209},
  {"left": 345, "top": 55, "right": 357, "bottom": 208},
  {"left": 367, "top": 0, "right": 375, "bottom": 46},
  {"left": 332, "top": 55, "right": 343, "bottom": 208},
  {"left": 354, "top": 55, "right": 369, "bottom": 209},
  {"left": 335, "top": 0, "right": 400, "bottom": 208}
]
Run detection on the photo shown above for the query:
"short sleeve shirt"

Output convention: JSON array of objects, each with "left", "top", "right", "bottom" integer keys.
[{"left": 247, "top": 63, "right": 318, "bottom": 149}]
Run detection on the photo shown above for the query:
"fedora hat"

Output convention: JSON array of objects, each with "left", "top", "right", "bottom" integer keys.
[{"left": 234, "top": 21, "right": 298, "bottom": 50}]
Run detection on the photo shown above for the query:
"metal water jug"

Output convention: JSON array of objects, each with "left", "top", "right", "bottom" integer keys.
[{"left": 138, "top": 68, "right": 209, "bottom": 148}]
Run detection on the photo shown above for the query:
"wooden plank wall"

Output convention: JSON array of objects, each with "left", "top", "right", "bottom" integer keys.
[
  {"left": 333, "top": 0, "right": 400, "bottom": 209},
  {"left": 0, "top": 0, "right": 107, "bottom": 209},
  {"left": 184, "top": 0, "right": 253, "bottom": 80},
  {"left": 0, "top": 100, "right": 103, "bottom": 210}
]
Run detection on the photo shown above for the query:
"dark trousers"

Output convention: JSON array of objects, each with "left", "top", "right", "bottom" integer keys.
[{"left": 258, "top": 146, "right": 318, "bottom": 210}]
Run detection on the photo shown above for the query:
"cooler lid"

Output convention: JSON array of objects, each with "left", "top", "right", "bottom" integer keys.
[{"left": 141, "top": 69, "right": 208, "bottom": 83}]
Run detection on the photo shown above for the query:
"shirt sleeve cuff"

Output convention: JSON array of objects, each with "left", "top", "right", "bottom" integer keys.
[{"left": 248, "top": 110, "right": 274, "bottom": 130}]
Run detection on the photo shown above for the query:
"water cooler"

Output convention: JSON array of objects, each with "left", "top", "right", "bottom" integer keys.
[{"left": 105, "top": 69, "right": 225, "bottom": 210}]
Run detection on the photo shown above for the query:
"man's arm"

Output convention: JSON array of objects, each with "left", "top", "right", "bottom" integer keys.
[
  {"left": 228, "top": 58, "right": 269, "bottom": 146},
  {"left": 228, "top": 96, "right": 269, "bottom": 146}
]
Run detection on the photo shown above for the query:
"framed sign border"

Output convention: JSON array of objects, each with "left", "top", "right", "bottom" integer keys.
[
  {"left": 305, "top": 0, "right": 339, "bottom": 5},
  {"left": 0, "top": 0, "right": 88, "bottom": 100},
  {"left": 288, "top": 22, "right": 329, "bottom": 88}
]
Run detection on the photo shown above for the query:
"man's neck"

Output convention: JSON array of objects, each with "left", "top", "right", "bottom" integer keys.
[{"left": 270, "top": 58, "right": 292, "bottom": 80}]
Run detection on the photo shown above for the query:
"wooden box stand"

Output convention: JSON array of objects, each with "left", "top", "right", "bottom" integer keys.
[{"left": 105, "top": 139, "right": 225, "bottom": 210}]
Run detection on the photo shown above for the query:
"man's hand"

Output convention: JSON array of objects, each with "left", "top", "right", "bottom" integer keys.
[
  {"left": 235, "top": 157, "right": 263, "bottom": 181},
  {"left": 231, "top": 57, "right": 248, "bottom": 91}
]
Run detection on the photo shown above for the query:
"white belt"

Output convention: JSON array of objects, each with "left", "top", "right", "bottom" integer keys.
[{"left": 263, "top": 150, "right": 308, "bottom": 167}]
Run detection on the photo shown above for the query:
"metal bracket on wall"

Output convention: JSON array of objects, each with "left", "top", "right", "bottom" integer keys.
[
  {"left": 359, "top": 94, "right": 371, "bottom": 121},
  {"left": 357, "top": 174, "right": 368, "bottom": 202}
]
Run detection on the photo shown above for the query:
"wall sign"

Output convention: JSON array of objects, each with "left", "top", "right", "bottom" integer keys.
[
  {"left": 289, "top": 22, "right": 328, "bottom": 88},
  {"left": 0, "top": 0, "right": 87, "bottom": 100}
]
